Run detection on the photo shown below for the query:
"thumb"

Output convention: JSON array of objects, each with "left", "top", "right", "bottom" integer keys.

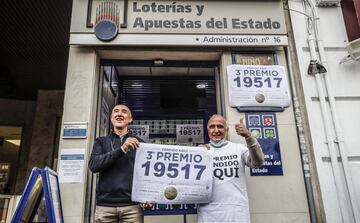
[{"left": 240, "top": 118, "right": 244, "bottom": 124}]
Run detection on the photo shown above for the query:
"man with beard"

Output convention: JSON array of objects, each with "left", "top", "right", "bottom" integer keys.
[
  {"left": 89, "top": 104, "right": 150, "bottom": 223},
  {"left": 197, "top": 114, "right": 264, "bottom": 223}
]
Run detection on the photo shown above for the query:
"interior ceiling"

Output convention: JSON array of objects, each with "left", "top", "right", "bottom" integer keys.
[
  {"left": 0, "top": 0, "right": 73, "bottom": 100},
  {"left": 116, "top": 66, "right": 216, "bottom": 76},
  {"left": 0, "top": 126, "right": 22, "bottom": 140}
]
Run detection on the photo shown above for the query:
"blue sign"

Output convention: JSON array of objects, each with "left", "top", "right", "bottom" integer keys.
[
  {"left": 144, "top": 203, "right": 197, "bottom": 215},
  {"left": 62, "top": 122, "right": 87, "bottom": 138},
  {"left": 246, "top": 112, "right": 283, "bottom": 176},
  {"left": 63, "top": 129, "right": 86, "bottom": 137}
]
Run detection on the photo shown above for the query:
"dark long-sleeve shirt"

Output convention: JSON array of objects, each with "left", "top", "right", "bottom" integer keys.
[{"left": 89, "top": 132, "right": 143, "bottom": 206}]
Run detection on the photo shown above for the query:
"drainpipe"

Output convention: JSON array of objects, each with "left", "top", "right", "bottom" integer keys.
[
  {"left": 285, "top": 2, "right": 326, "bottom": 223},
  {"left": 305, "top": 0, "right": 360, "bottom": 222},
  {"left": 285, "top": 46, "right": 318, "bottom": 223}
]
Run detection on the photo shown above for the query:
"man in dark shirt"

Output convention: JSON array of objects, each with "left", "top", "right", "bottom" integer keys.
[{"left": 89, "top": 104, "right": 147, "bottom": 223}]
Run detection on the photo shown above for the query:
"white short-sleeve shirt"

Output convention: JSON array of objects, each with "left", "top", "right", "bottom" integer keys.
[{"left": 197, "top": 141, "right": 250, "bottom": 223}]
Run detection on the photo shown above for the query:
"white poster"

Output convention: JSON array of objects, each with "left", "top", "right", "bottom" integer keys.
[
  {"left": 176, "top": 124, "right": 204, "bottom": 144},
  {"left": 132, "top": 143, "right": 213, "bottom": 204},
  {"left": 58, "top": 149, "right": 85, "bottom": 183},
  {"left": 227, "top": 64, "right": 291, "bottom": 108},
  {"left": 129, "top": 125, "right": 150, "bottom": 142}
]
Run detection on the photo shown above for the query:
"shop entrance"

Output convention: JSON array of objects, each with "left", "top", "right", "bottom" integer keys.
[
  {"left": 99, "top": 60, "right": 219, "bottom": 144},
  {"left": 93, "top": 59, "right": 219, "bottom": 222}
]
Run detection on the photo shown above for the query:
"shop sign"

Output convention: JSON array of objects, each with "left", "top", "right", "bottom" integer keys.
[
  {"left": 89, "top": 1, "right": 286, "bottom": 34},
  {"left": 62, "top": 122, "right": 87, "bottom": 139},
  {"left": 70, "top": 33, "right": 288, "bottom": 46},
  {"left": 227, "top": 64, "right": 291, "bottom": 108},
  {"left": 246, "top": 113, "right": 283, "bottom": 176},
  {"left": 233, "top": 54, "right": 275, "bottom": 65}
]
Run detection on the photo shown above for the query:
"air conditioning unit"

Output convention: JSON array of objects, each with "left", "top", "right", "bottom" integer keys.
[
  {"left": 316, "top": 0, "right": 341, "bottom": 7},
  {"left": 347, "top": 38, "right": 360, "bottom": 61}
]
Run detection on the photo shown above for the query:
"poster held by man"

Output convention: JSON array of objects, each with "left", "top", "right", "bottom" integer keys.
[{"left": 132, "top": 143, "right": 213, "bottom": 204}]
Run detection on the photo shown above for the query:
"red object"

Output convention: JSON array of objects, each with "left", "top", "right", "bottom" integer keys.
[{"left": 341, "top": 0, "right": 360, "bottom": 41}]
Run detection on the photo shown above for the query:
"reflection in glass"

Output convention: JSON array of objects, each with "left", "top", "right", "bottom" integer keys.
[
  {"left": 20, "top": 175, "right": 43, "bottom": 223},
  {"left": 0, "top": 125, "right": 23, "bottom": 195}
]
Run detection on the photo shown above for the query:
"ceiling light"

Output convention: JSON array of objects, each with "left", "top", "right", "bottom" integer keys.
[
  {"left": 154, "top": 59, "right": 164, "bottom": 66},
  {"left": 196, "top": 84, "right": 207, "bottom": 89},
  {"left": 5, "top": 139, "right": 21, "bottom": 146},
  {"left": 131, "top": 83, "right": 143, "bottom": 87}
]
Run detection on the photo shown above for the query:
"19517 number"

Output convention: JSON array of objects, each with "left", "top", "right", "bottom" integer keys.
[
  {"left": 233, "top": 77, "right": 282, "bottom": 88},
  {"left": 141, "top": 161, "right": 206, "bottom": 180}
]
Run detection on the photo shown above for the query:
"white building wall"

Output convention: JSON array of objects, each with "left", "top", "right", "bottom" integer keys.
[
  {"left": 59, "top": 46, "right": 100, "bottom": 223},
  {"left": 289, "top": 1, "right": 360, "bottom": 222},
  {"left": 221, "top": 51, "right": 310, "bottom": 223}
]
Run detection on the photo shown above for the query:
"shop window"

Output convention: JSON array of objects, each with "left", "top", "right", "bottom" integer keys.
[{"left": 0, "top": 126, "right": 22, "bottom": 195}]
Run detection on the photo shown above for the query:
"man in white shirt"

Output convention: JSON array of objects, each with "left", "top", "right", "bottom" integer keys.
[{"left": 197, "top": 114, "right": 264, "bottom": 223}]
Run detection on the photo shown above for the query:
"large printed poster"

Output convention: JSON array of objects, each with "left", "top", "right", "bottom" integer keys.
[
  {"left": 227, "top": 65, "right": 291, "bottom": 108},
  {"left": 132, "top": 143, "right": 213, "bottom": 204}
]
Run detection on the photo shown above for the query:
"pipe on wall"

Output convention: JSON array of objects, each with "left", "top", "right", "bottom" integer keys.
[{"left": 285, "top": 46, "right": 318, "bottom": 223}]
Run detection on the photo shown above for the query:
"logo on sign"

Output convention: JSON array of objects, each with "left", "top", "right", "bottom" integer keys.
[
  {"left": 94, "top": 1, "right": 121, "bottom": 41},
  {"left": 249, "top": 128, "right": 262, "bottom": 139},
  {"left": 263, "top": 115, "right": 274, "bottom": 126},
  {"left": 164, "top": 186, "right": 178, "bottom": 200},
  {"left": 264, "top": 128, "right": 276, "bottom": 139},
  {"left": 248, "top": 115, "right": 261, "bottom": 126}
]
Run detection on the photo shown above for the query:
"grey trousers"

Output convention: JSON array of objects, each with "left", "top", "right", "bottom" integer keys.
[{"left": 95, "top": 204, "right": 143, "bottom": 223}]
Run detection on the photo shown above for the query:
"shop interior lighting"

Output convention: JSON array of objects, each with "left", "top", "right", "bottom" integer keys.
[
  {"left": 131, "top": 83, "right": 143, "bottom": 87},
  {"left": 5, "top": 139, "right": 21, "bottom": 146},
  {"left": 154, "top": 59, "right": 164, "bottom": 66},
  {"left": 196, "top": 83, "right": 207, "bottom": 89}
]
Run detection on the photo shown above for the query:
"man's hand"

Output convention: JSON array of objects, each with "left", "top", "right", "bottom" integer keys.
[
  {"left": 235, "top": 118, "right": 252, "bottom": 138},
  {"left": 122, "top": 137, "right": 140, "bottom": 152}
]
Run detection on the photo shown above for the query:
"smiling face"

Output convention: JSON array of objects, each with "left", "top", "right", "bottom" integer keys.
[
  {"left": 110, "top": 105, "right": 133, "bottom": 133},
  {"left": 207, "top": 115, "right": 228, "bottom": 142}
]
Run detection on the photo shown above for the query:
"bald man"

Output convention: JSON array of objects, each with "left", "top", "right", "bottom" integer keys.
[
  {"left": 89, "top": 104, "right": 148, "bottom": 223},
  {"left": 197, "top": 114, "right": 264, "bottom": 223}
]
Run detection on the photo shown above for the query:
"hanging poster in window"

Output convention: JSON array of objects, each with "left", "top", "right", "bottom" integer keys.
[
  {"left": 129, "top": 125, "right": 150, "bottom": 142},
  {"left": 227, "top": 65, "right": 291, "bottom": 108},
  {"left": 176, "top": 124, "right": 204, "bottom": 144}
]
